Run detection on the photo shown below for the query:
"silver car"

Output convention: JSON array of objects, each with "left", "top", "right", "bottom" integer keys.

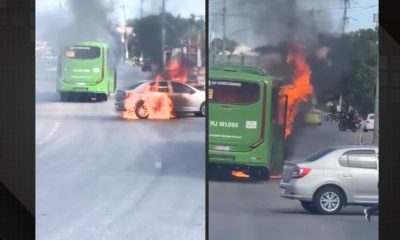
[
  {"left": 115, "top": 80, "right": 206, "bottom": 118},
  {"left": 280, "top": 145, "right": 378, "bottom": 215}
]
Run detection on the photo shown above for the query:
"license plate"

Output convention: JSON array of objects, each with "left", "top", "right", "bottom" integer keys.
[{"left": 215, "top": 145, "right": 230, "bottom": 151}]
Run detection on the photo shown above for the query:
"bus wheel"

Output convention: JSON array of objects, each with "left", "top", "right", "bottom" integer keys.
[
  {"left": 100, "top": 93, "right": 108, "bottom": 101},
  {"left": 60, "top": 93, "right": 69, "bottom": 101},
  {"left": 250, "top": 167, "right": 269, "bottom": 181}
]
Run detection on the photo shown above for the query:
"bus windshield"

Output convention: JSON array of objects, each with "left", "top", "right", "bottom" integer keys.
[
  {"left": 65, "top": 46, "right": 100, "bottom": 60},
  {"left": 209, "top": 79, "right": 260, "bottom": 105}
]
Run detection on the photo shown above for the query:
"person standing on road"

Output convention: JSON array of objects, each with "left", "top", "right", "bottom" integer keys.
[{"left": 364, "top": 182, "right": 379, "bottom": 222}]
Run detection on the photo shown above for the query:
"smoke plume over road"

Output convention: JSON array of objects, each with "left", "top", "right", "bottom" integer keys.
[{"left": 37, "top": 0, "right": 123, "bottom": 62}]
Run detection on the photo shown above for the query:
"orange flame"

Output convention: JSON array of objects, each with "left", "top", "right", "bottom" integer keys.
[
  {"left": 121, "top": 58, "right": 189, "bottom": 120},
  {"left": 231, "top": 170, "right": 250, "bottom": 178},
  {"left": 122, "top": 83, "right": 175, "bottom": 120},
  {"left": 279, "top": 43, "right": 313, "bottom": 138},
  {"left": 165, "top": 58, "right": 189, "bottom": 83}
]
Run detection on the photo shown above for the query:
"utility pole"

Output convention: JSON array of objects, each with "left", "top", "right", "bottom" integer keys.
[
  {"left": 222, "top": 0, "right": 226, "bottom": 59},
  {"left": 342, "top": 0, "right": 349, "bottom": 34},
  {"left": 161, "top": 0, "right": 166, "bottom": 70},
  {"left": 373, "top": 13, "right": 379, "bottom": 145},
  {"left": 287, "top": 0, "right": 296, "bottom": 41},
  {"left": 140, "top": 0, "right": 144, "bottom": 18},
  {"left": 120, "top": 4, "right": 129, "bottom": 61},
  {"left": 196, "top": 15, "right": 204, "bottom": 68}
]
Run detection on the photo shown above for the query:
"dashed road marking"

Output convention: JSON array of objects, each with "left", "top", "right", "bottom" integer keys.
[{"left": 38, "top": 121, "right": 61, "bottom": 146}]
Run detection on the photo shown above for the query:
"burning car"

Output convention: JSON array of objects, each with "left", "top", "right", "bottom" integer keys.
[{"left": 115, "top": 80, "right": 206, "bottom": 119}]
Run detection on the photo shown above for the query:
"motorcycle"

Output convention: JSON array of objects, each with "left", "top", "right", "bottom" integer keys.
[
  {"left": 338, "top": 115, "right": 358, "bottom": 132},
  {"left": 355, "top": 119, "right": 362, "bottom": 130}
]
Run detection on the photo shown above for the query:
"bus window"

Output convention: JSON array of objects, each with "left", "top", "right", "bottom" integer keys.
[
  {"left": 65, "top": 46, "right": 100, "bottom": 60},
  {"left": 209, "top": 79, "right": 259, "bottom": 105}
]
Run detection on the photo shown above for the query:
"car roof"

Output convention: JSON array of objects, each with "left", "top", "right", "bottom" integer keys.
[
  {"left": 126, "top": 80, "right": 192, "bottom": 88},
  {"left": 331, "top": 145, "right": 378, "bottom": 152}
]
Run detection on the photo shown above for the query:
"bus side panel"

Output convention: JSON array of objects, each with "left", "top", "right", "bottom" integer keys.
[
  {"left": 109, "top": 69, "right": 116, "bottom": 93},
  {"left": 270, "top": 124, "right": 285, "bottom": 175}
]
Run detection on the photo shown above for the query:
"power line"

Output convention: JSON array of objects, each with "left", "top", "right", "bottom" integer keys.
[
  {"left": 342, "top": 0, "right": 350, "bottom": 34},
  {"left": 222, "top": 0, "right": 226, "bottom": 55},
  {"left": 209, "top": 5, "right": 378, "bottom": 17}
]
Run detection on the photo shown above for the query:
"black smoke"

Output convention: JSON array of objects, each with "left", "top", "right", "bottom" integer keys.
[{"left": 37, "top": 0, "right": 123, "bottom": 65}]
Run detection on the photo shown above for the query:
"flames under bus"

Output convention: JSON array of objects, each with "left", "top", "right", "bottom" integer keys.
[
  {"left": 57, "top": 41, "right": 117, "bottom": 101},
  {"left": 208, "top": 65, "right": 288, "bottom": 180}
]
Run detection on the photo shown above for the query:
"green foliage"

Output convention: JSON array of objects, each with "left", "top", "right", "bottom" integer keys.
[
  {"left": 341, "top": 28, "right": 378, "bottom": 115},
  {"left": 127, "top": 13, "right": 204, "bottom": 66}
]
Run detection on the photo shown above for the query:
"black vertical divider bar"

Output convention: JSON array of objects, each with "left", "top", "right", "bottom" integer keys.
[{"left": 205, "top": 0, "right": 209, "bottom": 239}]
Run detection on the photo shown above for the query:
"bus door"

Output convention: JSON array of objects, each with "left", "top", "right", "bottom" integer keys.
[{"left": 270, "top": 88, "right": 288, "bottom": 174}]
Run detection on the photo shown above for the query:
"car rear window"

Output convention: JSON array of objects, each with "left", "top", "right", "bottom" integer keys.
[
  {"left": 127, "top": 82, "right": 147, "bottom": 90},
  {"left": 65, "top": 46, "right": 101, "bottom": 59},
  {"left": 208, "top": 79, "right": 260, "bottom": 105},
  {"left": 304, "top": 148, "right": 337, "bottom": 162}
]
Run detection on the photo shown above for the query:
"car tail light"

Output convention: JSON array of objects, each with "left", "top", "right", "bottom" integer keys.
[{"left": 291, "top": 167, "right": 312, "bottom": 178}]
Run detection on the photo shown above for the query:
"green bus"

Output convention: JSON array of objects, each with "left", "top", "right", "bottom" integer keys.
[
  {"left": 57, "top": 41, "right": 117, "bottom": 101},
  {"left": 208, "top": 64, "right": 288, "bottom": 180}
]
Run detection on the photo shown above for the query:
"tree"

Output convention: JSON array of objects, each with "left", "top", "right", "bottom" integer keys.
[
  {"left": 209, "top": 37, "right": 238, "bottom": 54},
  {"left": 127, "top": 13, "right": 204, "bottom": 67},
  {"left": 341, "top": 28, "right": 378, "bottom": 115},
  {"left": 310, "top": 28, "right": 377, "bottom": 116}
]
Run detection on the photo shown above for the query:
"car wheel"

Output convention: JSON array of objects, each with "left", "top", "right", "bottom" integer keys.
[
  {"left": 135, "top": 101, "right": 149, "bottom": 119},
  {"left": 300, "top": 201, "right": 317, "bottom": 213},
  {"left": 199, "top": 102, "right": 206, "bottom": 117},
  {"left": 99, "top": 93, "right": 108, "bottom": 101},
  {"left": 313, "top": 186, "right": 345, "bottom": 215}
]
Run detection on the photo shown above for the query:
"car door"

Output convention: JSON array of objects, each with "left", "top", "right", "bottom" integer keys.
[
  {"left": 337, "top": 149, "right": 378, "bottom": 203},
  {"left": 170, "top": 82, "right": 196, "bottom": 112}
]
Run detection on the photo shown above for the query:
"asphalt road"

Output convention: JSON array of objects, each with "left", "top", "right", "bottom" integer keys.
[
  {"left": 36, "top": 62, "right": 205, "bottom": 240},
  {"left": 209, "top": 122, "right": 378, "bottom": 240}
]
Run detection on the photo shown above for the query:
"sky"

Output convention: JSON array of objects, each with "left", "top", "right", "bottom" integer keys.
[
  {"left": 309, "top": 0, "right": 378, "bottom": 32},
  {"left": 37, "top": 0, "right": 375, "bottom": 30},
  {"left": 37, "top": 0, "right": 206, "bottom": 25},
  {"left": 37, "top": 0, "right": 376, "bottom": 47},
  {"left": 209, "top": 0, "right": 379, "bottom": 47}
]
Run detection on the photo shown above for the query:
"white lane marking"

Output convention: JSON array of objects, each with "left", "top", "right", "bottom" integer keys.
[{"left": 39, "top": 121, "right": 61, "bottom": 146}]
